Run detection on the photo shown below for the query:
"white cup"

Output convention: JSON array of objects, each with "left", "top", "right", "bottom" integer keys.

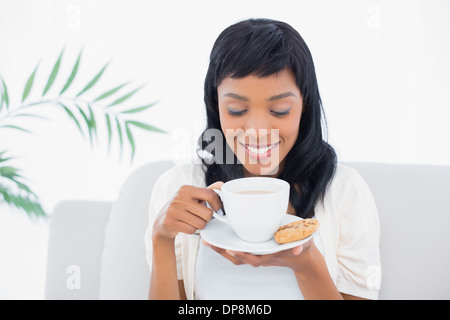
[{"left": 207, "top": 177, "right": 290, "bottom": 243}]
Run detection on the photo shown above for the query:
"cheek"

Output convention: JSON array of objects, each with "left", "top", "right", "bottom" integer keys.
[
  {"left": 219, "top": 114, "right": 243, "bottom": 144},
  {"left": 282, "top": 123, "right": 299, "bottom": 141},
  {"left": 279, "top": 117, "right": 301, "bottom": 149},
  {"left": 219, "top": 109, "right": 242, "bottom": 129}
]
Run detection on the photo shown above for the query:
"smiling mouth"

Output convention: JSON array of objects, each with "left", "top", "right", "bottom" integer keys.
[
  {"left": 238, "top": 141, "right": 280, "bottom": 159},
  {"left": 240, "top": 141, "right": 279, "bottom": 153}
]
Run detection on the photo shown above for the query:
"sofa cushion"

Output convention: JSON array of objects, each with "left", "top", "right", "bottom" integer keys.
[
  {"left": 98, "top": 161, "right": 174, "bottom": 299},
  {"left": 45, "top": 200, "right": 112, "bottom": 299}
]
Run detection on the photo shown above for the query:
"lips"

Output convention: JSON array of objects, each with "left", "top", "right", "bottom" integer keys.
[
  {"left": 239, "top": 141, "right": 280, "bottom": 160},
  {"left": 239, "top": 141, "right": 279, "bottom": 149}
]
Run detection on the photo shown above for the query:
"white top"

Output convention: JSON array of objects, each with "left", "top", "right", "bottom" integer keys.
[
  {"left": 194, "top": 223, "right": 324, "bottom": 300},
  {"left": 144, "top": 161, "right": 381, "bottom": 300}
]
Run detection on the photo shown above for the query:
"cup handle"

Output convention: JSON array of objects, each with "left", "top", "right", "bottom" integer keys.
[{"left": 206, "top": 189, "right": 229, "bottom": 225}]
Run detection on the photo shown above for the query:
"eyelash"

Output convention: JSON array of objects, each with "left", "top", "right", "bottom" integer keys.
[
  {"left": 272, "top": 110, "right": 290, "bottom": 117},
  {"left": 228, "top": 110, "right": 290, "bottom": 117},
  {"left": 228, "top": 110, "right": 246, "bottom": 116}
]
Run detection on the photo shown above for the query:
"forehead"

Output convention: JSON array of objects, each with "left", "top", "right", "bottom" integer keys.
[{"left": 218, "top": 69, "right": 299, "bottom": 98}]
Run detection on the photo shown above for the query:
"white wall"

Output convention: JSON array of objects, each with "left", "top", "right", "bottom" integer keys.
[{"left": 0, "top": 0, "right": 449, "bottom": 299}]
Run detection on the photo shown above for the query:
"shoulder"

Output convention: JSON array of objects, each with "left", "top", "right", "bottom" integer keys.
[
  {"left": 328, "top": 164, "right": 371, "bottom": 196},
  {"left": 322, "top": 163, "right": 377, "bottom": 215},
  {"left": 331, "top": 163, "right": 364, "bottom": 187}
]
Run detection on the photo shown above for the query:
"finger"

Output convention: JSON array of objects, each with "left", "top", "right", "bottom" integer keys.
[
  {"left": 202, "top": 240, "right": 212, "bottom": 247},
  {"left": 202, "top": 241, "right": 245, "bottom": 265},
  {"left": 292, "top": 245, "right": 303, "bottom": 256},
  {"left": 207, "top": 181, "right": 224, "bottom": 190},
  {"left": 226, "top": 250, "right": 266, "bottom": 268},
  {"left": 179, "top": 200, "right": 214, "bottom": 222},
  {"left": 205, "top": 181, "right": 224, "bottom": 211},
  {"left": 175, "top": 209, "right": 209, "bottom": 230},
  {"left": 172, "top": 219, "right": 197, "bottom": 235},
  {"left": 185, "top": 185, "right": 223, "bottom": 212}
]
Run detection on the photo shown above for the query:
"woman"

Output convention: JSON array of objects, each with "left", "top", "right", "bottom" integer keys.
[{"left": 146, "top": 18, "right": 381, "bottom": 300}]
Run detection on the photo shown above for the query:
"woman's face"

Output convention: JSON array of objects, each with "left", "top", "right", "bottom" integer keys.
[{"left": 217, "top": 69, "right": 303, "bottom": 177}]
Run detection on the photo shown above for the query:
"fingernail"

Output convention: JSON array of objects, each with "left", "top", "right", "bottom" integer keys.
[
  {"left": 226, "top": 250, "right": 235, "bottom": 256},
  {"left": 293, "top": 246, "right": 303, "bottom": 256},
  {"left": 202, "top": 240, "right": 211, "bottom": 247}
]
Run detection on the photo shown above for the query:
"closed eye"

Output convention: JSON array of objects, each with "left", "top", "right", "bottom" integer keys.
[
  {"left": 227, "top": 109, "right": 290, "bottom": 117},
  {"left": 271, "top": 110, "right": 290, "bottom": 117},
  {"left": 228, "top": 109, "right": 247, "bottom": 116}
]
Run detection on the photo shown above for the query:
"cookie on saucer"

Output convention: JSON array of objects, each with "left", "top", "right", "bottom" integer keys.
[{"left": 274, "top": 218, "right": 319, "bottom": 244}]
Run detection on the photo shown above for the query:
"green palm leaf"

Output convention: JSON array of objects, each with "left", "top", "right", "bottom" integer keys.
[
  {"left": 76, "top": 104, "right": 93, "bottom": 145},
  {"left": 57, "top": 102, "right": 84, "bottom": 138},
  {"left": 0, "top": 165, "right": 21, "bottom": 179},
  {"left": 0, "top": 80, "right": 4, "bottom": 113},
  {"left": 76, "top": 61, "right": 109, "bottom": 97},
  {"left": 108, "top": 85, "right": 144, "bottom": 107},
  {"left": 10, "top": 177, "right": 36, "bottom": 196},
  {"left": 0, "top": 125, "right": 33, "bottom": 134},
  {"left": 87, "top": 104, "right": 97, "bottom": 139},
  {"left": 22, "top": 62, "right": 40, "bottom": 102},
  {"left": 94, "top": 81, "right": 129, "bottom": 102},
  {"left": 105, "top": 113, "right": 112, "bottom": 152},
  {"left": 43, "top": 48, "right": 64, "bottom": 96},
  {"left": 125, "top": 120, "right": 166, "bottom": 133},
  {"left": 116, "top": 117, "right": 123, "bottom": 157},
  {"left": 0, "top": 151, "right": 45, "bottom": 217},
  {"left": 0, "top": 48, "right": 165, "bottom": 219},
  {"left": 0, "top": 151, "right": 12, "bottom": 163},
  {"left": 10, "top": 113, "right": 50, "bottom": 121},
  {"left": 121, "top": 102, "right": 157, "bottom": 114},
  {"left": 0, "top": 76, "right": 9, "bottom": 112},
  {"left": 0, "top": 184, "right": 46, "bottom": 217},
  {"left": 125, "top": 122, "right": 135, "bottom": 161},
  {"left": 60, "top": 48, "right": 82, "bottom": 95}
]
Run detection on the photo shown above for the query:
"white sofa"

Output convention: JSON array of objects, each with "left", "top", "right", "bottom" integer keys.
[{"left": 44, "top": 161, "right": 450, "bottom": 300}]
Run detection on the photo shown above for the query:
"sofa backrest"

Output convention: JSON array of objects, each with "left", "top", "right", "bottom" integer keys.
[
  {"left": 98, "top": 160, "right": 174, "bottom": 299},
  {"left": 347, "top": 162, "right": 450, "bottom": 299},
  {"left": 46, "top": 161, "right": 450, "bottom": 299}
]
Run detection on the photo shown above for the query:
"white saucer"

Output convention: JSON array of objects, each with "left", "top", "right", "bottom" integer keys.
[{"left": 200, "top": 214, "right": 314, "bottom": 255}]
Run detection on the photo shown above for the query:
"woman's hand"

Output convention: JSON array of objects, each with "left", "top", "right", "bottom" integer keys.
[
  {"left": 152, "top": 182, "right": 224, "bottom": 242},
  {"left": 203, "top": 236, "right": 345, "bottom": 300},
  {"left": 202, "top": 237, "right": 315, "bottom": 272}
]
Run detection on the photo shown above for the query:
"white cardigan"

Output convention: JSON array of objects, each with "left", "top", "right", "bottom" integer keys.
[{"left": 145, "top": 161, "right": 381, "bottom": 300}]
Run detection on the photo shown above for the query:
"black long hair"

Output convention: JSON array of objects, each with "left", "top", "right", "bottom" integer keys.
[{"left": 197, "top": 18, "right": 337, "bottom": 218}]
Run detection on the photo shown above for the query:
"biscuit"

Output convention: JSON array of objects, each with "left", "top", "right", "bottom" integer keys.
[{"left": 274, "top": 218, "right": 319, "bottom": 244}]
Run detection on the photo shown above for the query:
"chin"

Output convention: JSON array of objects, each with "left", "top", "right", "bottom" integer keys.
[{"left": 242, "top": 163, "right": 282, "bottom": 177}]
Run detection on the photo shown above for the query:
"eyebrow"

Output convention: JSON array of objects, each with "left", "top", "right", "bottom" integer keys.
[
  {"left": 266, "top": 92, "right": 297, "bottom": 102},
  {"left": 223, "top": 92, "right": 249, "bottom": 102},
  {"left": 222, "top": 91, "right": 297, "bottom": 102}
]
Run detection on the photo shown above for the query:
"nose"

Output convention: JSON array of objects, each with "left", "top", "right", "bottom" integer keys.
[
  {"left": 243, "top": 114, "right": 275, "bottom": 145},
  {"left": 244, "top": 113, "right": 271, "bottom": 134}
]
